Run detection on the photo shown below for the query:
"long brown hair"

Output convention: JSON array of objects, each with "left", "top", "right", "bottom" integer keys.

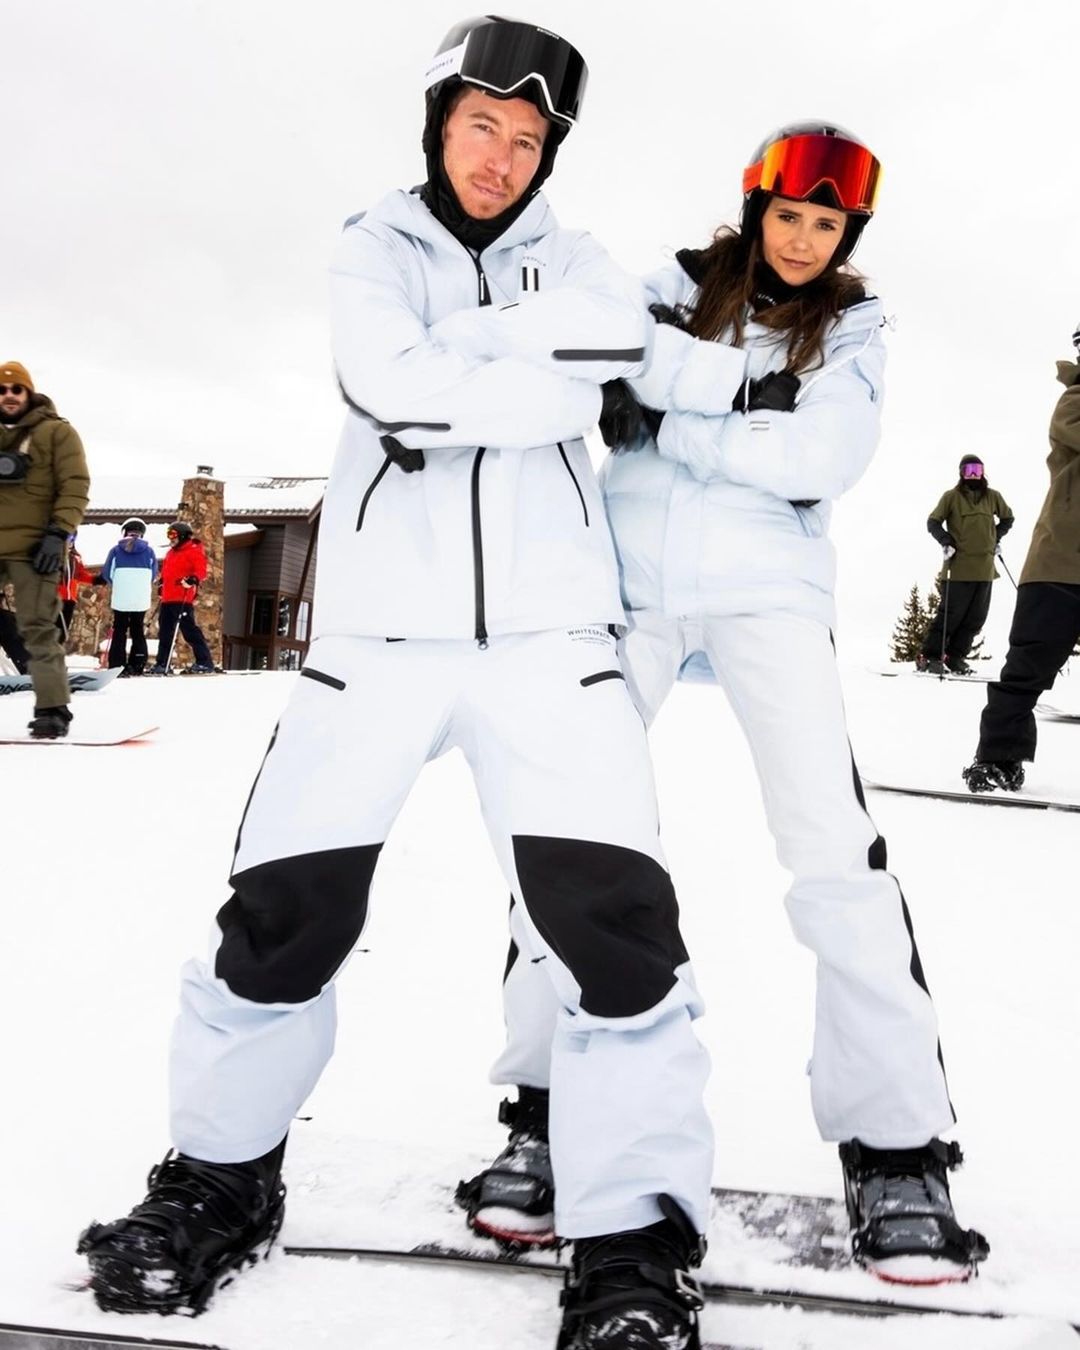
[{"left": 679, "top": 211, "right": 868, "bottom": 374}]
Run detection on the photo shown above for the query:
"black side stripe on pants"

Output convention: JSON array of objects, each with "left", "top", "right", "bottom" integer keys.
[
  {"left": 847, "top": 746, "right": 958, "bottom": 1125},
  {"left": 230, "top": 722, "right": 281, "bottom": 865}
]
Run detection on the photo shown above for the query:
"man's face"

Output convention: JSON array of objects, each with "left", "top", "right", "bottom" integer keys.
[
  {"left": 441, "top": 87, "right": 548, "bottom": 220},
  {"left": 0, "top": 383, "right": 30, "bottom": 422}
]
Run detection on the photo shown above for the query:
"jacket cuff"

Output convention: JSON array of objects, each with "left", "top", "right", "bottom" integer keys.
[{"left": 670, "top": 336, "right": 747, "bottom": 415}]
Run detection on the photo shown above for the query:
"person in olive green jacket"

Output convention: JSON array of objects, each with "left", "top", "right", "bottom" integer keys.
[
  {"left": 963, "top": 331, "right": 1080, "bottom": 793},
  {"left": 917, "top": 454, "right": 1014, "bottom": 675},
  {"left": 0, "top": 360, "right": 90, "bottom": 737}
]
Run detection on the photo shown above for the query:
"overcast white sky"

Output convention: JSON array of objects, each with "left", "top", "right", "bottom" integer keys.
[{"left": 5, "top": 0, "right": 1078, "bottom": 658}]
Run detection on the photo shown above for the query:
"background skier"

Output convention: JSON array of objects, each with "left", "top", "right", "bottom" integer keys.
[
  {"left": 94, "top": 518, "right": 158, "bottom": 675},
  {"left": 78, "top": 19, "right": 713, "bottom": 1350},
  {"left": 56, "top": 533, "right": 93, "bottom": 646},
  {"left": 0, "top": 588, "right": 31, "bottom": 673},
  {"left": 963, "top": 328, "right": 1080, "bottom": 792},
  {"left": 0, "top": 360, "right": 89, "bottom": 737},
  {"left": 471, "top": 122, "right": 988, "bottom": 1286},
  {"left": 917, "top": 455, "right": 1013, "bottom": 675},
  {"left": 148, "top": 521, "right": 213, "bottom": 674}
]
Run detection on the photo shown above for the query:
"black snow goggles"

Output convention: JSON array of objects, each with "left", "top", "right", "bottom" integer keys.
[{"left": 425, "top": 21, "right": 587, "bottom": 128}]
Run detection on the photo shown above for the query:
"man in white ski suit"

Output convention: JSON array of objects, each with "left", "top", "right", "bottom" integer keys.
[{"left": 166, "top": 45, "right": 715, "bottom": 1244}]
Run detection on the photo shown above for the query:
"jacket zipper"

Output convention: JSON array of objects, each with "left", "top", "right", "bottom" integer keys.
[
  {"left": 557, "top": 442, "right": 589, "bottom": 526},
  {"left": 356, "top": 458, "right": 392, "bottom": 531},
  {"left": 469, "top": 251, "right": 491, "bottom": 647}
]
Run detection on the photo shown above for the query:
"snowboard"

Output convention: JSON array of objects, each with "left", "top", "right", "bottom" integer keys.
[
  {"left": 0, "top": 724, "right": 158, "bottom": 746},
  {"left": 863, "top": 779, "right": 1080, "bottom": 813},
  {"left": 0, "top": 668, "right": 122, "bottom": 696},
  {"left": 283, "top": 1238, "right": 1075, "bottom": 1332},
  {"left": 0, "top": 1327, "right": 224, "bottom": 1350},
  {"left": 282, "top": 1185, "right": 1040, "bottom": 1325}
]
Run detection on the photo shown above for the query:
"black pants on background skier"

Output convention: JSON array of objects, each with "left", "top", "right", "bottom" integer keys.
[{"left": 965, "top": 341, "right": 1080, "bottom": 793}]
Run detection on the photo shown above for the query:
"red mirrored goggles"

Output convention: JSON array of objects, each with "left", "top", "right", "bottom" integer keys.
[{"left": 743, "top": 134, "right": 882, "bottom": 215}]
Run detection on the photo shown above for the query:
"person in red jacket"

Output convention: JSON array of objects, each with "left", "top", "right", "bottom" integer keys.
[
  {"left": 57, "top": 533, "right": 93, "bottom": 645},
  {"left": 148, "top": 521, "right": 215, "bottom": 674}
]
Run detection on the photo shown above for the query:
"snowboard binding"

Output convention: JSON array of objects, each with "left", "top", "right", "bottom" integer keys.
[
  {"left": 840, "top": 1138, "right": 989, "bottom": 1285},
  {"left": 456, "top": 1089, "right": 557, "bottom": 1250}
]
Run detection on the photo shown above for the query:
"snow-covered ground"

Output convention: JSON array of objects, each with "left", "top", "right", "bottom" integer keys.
[{"left": 1, "top": 662, "right": 1077, "bottom": 1349}]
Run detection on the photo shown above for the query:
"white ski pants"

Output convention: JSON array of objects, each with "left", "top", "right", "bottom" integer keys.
[
  {"left": 169, "top": 630, "right": 713, "bottom": 1237},
  {"left": 495, "top": 611, "right": 956, "bottom": 1149}
]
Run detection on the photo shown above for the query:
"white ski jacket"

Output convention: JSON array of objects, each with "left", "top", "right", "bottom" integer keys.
[
  {"left": 601, "top": 259, "right": 887, "bottom": 631},
  {"left": 314, "top": 189, "right": 648, "bottom": 641}
]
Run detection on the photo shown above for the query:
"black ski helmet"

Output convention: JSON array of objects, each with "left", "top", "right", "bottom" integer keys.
[
  {"left": 741, "top": 121, "right": 882, "bottom": 267},
  {"left": 421, "top": 17, "right": 587, "bottom": 202},
  {"left": 121, "top": 517, "right": 147, "bottom": 536},
  {"left": 166, "top": 520, "right": 193, "bottom": 543}
]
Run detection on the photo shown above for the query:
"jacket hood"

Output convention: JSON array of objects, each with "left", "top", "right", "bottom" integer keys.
[
  {"left": 349, "top": 187, "right": 557, "bottom": 259},
  {"left": 1057, "top": 358, "right": 1080, "bottom": 388}
]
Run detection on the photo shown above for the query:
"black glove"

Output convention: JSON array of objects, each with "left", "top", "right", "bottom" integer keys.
[
  {"left": 599, "top": 380, "right": 647, "bottom": 451},
  {"left": 181, "top": 575, "right": 200, "bottom": 588},
  {"left": 732, "top": 370, "right": 801, "bottom": 413},
  {"left": 91, "top": 574, "right": 109, "bottom": 587},
  {"left": 380, "top": 433, "right": 425, "bottom": 473},
  {"left": 30, "top": 528, "right": 67, "bottom": 576},
  {"left": 648, "top": 302, "right": 690, "bottom": 332}
]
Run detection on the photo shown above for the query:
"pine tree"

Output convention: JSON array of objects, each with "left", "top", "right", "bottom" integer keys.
[{"left": 889, "top": 584, "right": 929, "bottom": 662}]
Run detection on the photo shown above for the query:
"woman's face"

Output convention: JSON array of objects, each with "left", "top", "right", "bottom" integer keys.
[{"left": 760, "top": 196, "right": 848, "bottom": 286}]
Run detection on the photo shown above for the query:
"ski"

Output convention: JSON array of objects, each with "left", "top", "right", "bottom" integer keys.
[
  {"left": 863, "top": 780, "right": 1080, "bottom": 813},
  {"left": 1036, "top": 703, "right": 1080, "bottom": 721},
  {"left": 0, "top": 1324, "right": 223, "bottom": 1350},
  {"left": 0, "top": 668, "right": 122, "bottom": 696},
  {"left": 282, "top": 1242, "right": 1079, "bottom": 1331},
  {"left": 872, "top": 666, "right": 993, "bottom": 683}
]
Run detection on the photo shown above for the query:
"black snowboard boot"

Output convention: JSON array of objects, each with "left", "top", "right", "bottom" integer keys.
[
  {"left": 457, "top": 1087, "right": 554, "bottom": 1248},
  {"left": 840, "top": 1138, "right": 989, "bottom": 1284},
  {"left": 78, "top": 1141, "right": 287, "bottom": 1314},
  {"left": 557, "top": 1195, "right": 705, "bottom": 1350},
  {"left": 962, "top": 759, "right": 1024, "bottom": 793},
  {"left": 28, "top": 704, "right": 72, "bottom": 739},
  {"left": 946, "top": 656, "right": 974, "bottom": 676}
]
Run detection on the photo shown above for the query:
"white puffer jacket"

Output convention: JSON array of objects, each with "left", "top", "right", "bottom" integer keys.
[
  {"left": 601, "top": 257, "right": 887, "bottom": 631},
  {"left": 315, "top": 189, "right": 648, "bottom": 642}
]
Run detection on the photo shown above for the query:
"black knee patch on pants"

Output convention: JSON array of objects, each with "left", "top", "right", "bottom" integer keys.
[
  {"left": 512, "top": 835, "right": 688, "bottom": 1018},
  {"left": 215, "top": 844, "right": 381, "bottom": 1004}
]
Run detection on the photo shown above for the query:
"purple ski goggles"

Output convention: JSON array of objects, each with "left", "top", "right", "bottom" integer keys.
[{"left": 961, "top": 462, "right": 984, "bottom": 480}]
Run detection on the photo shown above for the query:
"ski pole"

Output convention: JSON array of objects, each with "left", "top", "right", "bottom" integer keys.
[
  {"left": 996, "top": 549, "right": 1019, "bottom": 590},
  {"left": 160, "top": 585, "right": 195, "bottom": 673},
  {"left": 937, "top": 558, "right": 951, "bottom": 679}
]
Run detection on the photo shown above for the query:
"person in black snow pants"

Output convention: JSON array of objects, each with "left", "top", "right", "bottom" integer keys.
[
  {"left": 466, "top": 121, "right": 989, "bottom": 1289},
  {"left": 918, "top": 455, "right": 1014, "bottom": 675},
  {"left": 77, "top": 19, "right": 713, "bottom": 1350},
  {"left": 963, "top": 329, "right": 1080, "bottom": 793}
]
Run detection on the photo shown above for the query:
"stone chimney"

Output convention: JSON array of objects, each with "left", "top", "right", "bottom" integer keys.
[{"left": 175, "top": 467, "right": 225, "bottom": 666}]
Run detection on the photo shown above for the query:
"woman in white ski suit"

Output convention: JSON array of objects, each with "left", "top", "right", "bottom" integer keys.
[{"left": 495, "top": 131, "right": 958, "bottom": 1165}]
